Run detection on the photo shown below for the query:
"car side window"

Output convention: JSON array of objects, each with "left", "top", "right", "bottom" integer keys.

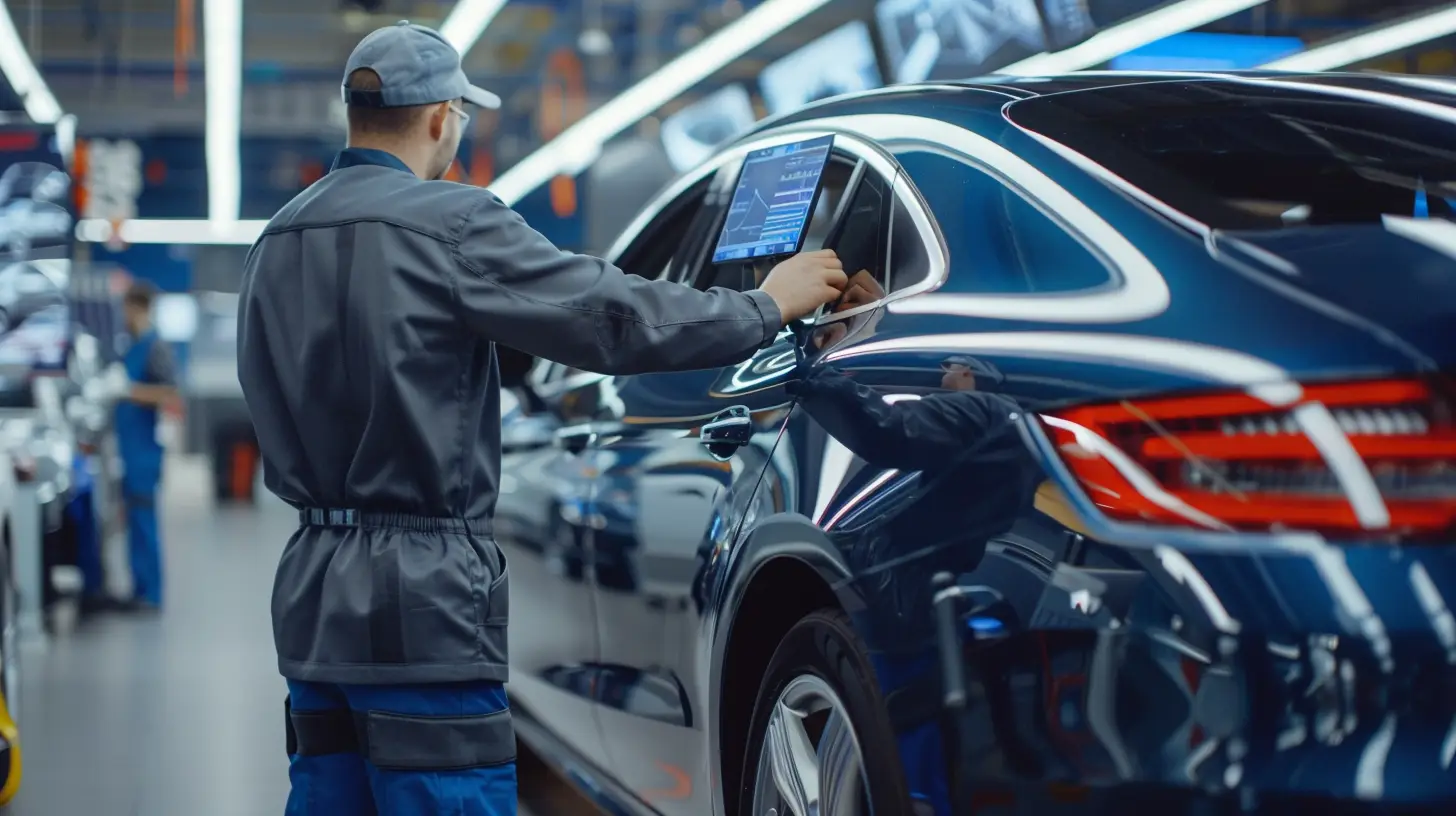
[
  {"left": 611, "top": 176, "right": 712, "bottom": 280},
  {"left": 893, "top": 151, "right": 1113, "bottom": 294},
  {"left": 887, "top": 174, "right": 933, "bottom": 295},
  {"left": 800, "top": 157, "right": 859, "bottom": 252},
  {"left": 826, "top": 170, "right": 892, "bottom": 309}
]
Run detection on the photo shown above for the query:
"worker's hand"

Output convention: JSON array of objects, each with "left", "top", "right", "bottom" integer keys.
[
  {"left": 834, "top": 269, "right": 885, "bottom": 313},
  {"left": 759, "top": 249, "right": 847, "bottom": 325},
  {"left": 812, "top": 320, "right": 849, "bottom": 350},
  {"left": 99, "top": 363, "right": 132, "bottom": 403}
]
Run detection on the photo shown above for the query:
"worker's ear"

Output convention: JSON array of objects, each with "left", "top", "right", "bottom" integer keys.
[{"left": 428, "top": 102, "right": 449, "bottom": 140}]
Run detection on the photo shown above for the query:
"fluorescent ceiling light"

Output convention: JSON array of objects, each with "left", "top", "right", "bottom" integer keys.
[
  {"left": 76, "top": 218, "right": 266, "bottom": 246},
  {"left": 0, "top": 1, "right": 63, "bottom": 123},
  {"left": 999, "top": 0, "right": 1269, "bottom": 75},
  {"left": 205, "top": 0, "right": 243, "bottom": 225},
  {"left": 440, "top": 0, "right": 510, "bottom": 54},
  {"left": 487, "top": 0, "right": 836, "bottom": 206},
  {"left": 1261, "top": 2, "right": 1456, "bottom": 71}
]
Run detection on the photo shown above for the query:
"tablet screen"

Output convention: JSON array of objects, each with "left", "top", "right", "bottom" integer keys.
[{"left": 711, "top": 135, "right": 834, "bottom": 264}]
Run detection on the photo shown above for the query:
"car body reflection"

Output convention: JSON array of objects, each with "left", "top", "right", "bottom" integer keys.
[{"left": 497, "top": 71, "right": 1456, "bottom": 816}]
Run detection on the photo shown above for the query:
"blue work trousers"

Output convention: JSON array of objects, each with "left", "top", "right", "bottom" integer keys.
[
  {"left": 285, "top": 680, "right": 518, "bottom": 815},
  {"left": 71, "top": 488, "right": 105, "bottom": 598},
  {"left": 125, "top": 490, "right": 163, "bottom": 606}
]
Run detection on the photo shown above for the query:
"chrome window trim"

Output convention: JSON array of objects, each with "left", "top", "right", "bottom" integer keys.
[
  {"left": 605, "top": 128, "right": 943, "bottom": 319},
  {"left": 804, "top": 113, "right": 1169, "bottom": 324},
  {"left": 887, "top": 138, "right": 1124, "bottom": 294},
  {"left": 603, "top": 157, "right": 734, "bottom": 266},
  {"left": 762, "top": 118, "right": 951, "bottom": 318},
  {"left": 604, "top": 121, "right": 950, "bottom": 325}
]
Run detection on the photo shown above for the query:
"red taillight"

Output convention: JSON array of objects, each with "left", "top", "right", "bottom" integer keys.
[{"left": 1044, "top": 378, "right": 1456, "bottom": 538}]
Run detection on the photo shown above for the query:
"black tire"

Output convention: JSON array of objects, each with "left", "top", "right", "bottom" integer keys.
[{"left": 737, "top": 609, "right": 911, "bottom": 816}]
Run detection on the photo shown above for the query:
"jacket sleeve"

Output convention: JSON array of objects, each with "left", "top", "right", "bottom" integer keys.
[
  {"left": 791, "top": 371, "right": 1009, "bottom": 472},
  {"left": 449, "top": 191, "right": 782, "bottom": 375}
]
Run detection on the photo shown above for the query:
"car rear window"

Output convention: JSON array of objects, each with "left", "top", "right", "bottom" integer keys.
[
  {"left": 1005, "top": 78, "right": 1456, "bottom": 230},
  {"left": 894, "top": 150, "right": 1112, "bottom": 294}
]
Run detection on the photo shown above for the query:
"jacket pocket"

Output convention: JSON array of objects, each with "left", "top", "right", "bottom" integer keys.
[
  {"left": 478, "top": 537, "right": 510, "bottom": 668},
  {"left": 397, "top": 532, "right": 483, "bottom": 666}
]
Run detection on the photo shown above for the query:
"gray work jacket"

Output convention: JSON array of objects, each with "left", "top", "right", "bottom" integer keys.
[{"left": 238, "top": 148, "right": 781, "bottom": 684}]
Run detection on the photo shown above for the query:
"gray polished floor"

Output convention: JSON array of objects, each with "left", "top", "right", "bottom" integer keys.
[{"left": 11, "top": 455, "right": 589, "bottom": 815}]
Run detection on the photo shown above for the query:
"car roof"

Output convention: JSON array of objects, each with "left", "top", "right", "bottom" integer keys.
[{"left": 745, "top": 69, "right": 1456, "bottom": 136}]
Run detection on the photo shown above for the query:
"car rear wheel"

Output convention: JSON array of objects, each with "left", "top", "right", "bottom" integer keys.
[{"left": 740, "top": 610, "right": 909, "bottom": 816}]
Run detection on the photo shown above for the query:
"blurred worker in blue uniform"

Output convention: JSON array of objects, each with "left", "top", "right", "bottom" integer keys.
[{"left": 112, "top": 281, "right": 177, "bottom": 611}]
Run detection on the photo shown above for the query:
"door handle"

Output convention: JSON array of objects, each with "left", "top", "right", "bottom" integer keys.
[{"left": 700, "top": 406, "right": 752, "bottom": 460}]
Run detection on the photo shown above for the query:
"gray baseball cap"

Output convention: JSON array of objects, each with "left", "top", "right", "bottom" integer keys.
[{"left": 343, "top": 21, "right": 501, "bottom": 110}]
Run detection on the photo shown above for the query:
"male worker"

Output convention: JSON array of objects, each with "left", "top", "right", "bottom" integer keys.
[
  {"left": 113, "top": 280, "right": 177, "bottom": 612},
  {"left": 237, "top": 21, "right": 847, "bottom": 815}
]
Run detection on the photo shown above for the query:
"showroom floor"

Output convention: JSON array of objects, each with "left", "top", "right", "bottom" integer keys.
[{"left": 11, "top": 455, "right": 592, "bottom": 815}]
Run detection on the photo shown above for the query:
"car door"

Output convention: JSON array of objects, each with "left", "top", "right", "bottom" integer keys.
[
  {"left": 762, "top": 132, "right": 1166, "bottom": 811},
  {"left": 497, "top": 172, "right": 717, "bottom": 774},
  {"left": 581, "top": 131, "right": 905, "bottom": 814}
]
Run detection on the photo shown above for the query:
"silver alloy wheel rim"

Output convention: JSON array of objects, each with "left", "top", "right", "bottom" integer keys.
[{"left": 751, "top": 674, "right": 871, "bottom": 816}]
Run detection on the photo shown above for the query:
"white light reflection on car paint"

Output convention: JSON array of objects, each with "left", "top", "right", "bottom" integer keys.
[
  {"left": 794, "top": 114, "right": 1172, "bottom": 323},
  {"left": 823, "top": 331, "right": 1304, "bottom": 406}
]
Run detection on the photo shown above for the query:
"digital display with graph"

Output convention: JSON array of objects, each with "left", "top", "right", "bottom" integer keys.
[{"left": 711, "top": 135, "right": 835, "bottom": 264}]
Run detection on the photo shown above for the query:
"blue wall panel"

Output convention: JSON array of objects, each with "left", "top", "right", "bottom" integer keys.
[
  {"left": 130, "top": 134, "right": 209, "bottom": 218},
  {"left": 239, "top": 136, "right": 339, "bottom": 219},
  {"left": 91, "top": 243, "right": 194, "bottom": 293}
]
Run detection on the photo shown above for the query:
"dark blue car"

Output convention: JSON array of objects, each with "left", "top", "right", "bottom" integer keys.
[{"left": 495, "top": 71, "right": 1456, "bottom": 816}]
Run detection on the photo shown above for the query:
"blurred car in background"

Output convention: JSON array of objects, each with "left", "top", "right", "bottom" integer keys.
[
  {"left": 497, "top": 71, "right": 1456, "bottom": 816},
  {"left": 0, "top": 244, "right": 71, "bottom": 806},
  {"left": 181, "top": 291, "right": 258, "bottom": 503},
  {"left": 0, "top": 283, "right": 90, "bottom": 634},
  {"left": 0, "top": 162, "right": 72, "bottom": 266}
]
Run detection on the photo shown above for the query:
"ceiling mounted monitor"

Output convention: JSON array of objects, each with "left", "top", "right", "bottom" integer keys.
[
  {"left": 758, "top": 21, "right": 883, "bottom": 115},
  {"left": 660, "top": 84, "right": 759, "bottom": 173},
  {"left": 877, "top": 0, "right": 1047, "bottom": 84},
  {"left": 1036, "top": 0, "right": 1096, "bottom": 51}
]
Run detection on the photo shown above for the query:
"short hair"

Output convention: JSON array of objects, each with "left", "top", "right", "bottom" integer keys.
[
  {"left": 123, "top": 280, "right": 158, "bottom": 310},
  {"left": 345, "top": 69, "right": 428, "bottom": 137}
]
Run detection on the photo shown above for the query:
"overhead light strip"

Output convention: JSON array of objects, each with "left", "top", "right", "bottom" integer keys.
[
  {"left": 76, "top": 218, "right": 267, "bottom": 246},
  {"left": 204, "top": 0, "right": 243, "bottom": 225},
  {"left": 487, "top": 0, "right": 836, "bottom": 206},
  {"left": 79, "top": 0, "right": 1288, "bottom": 246},
  {"left": 0, "top": 1, "right": 63, "bottom": 123},
  {"left": 999, "top": 0, "right": 1269, "bottom": 75},
  {"left": 1260, "top": 2, "right": 1456, "bottom": 71},
  {"left": 439, "top": 0, "right": 509, "bottom": 54}
]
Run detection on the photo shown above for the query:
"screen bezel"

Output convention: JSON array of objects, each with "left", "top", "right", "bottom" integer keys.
[{"left": 710, "top": 134, "right": 836, "bottom": 265}]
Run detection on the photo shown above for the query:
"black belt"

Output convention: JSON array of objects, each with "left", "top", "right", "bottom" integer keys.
[
  {"left": 286, "top": 696, "right": 516, "bottom": 770},
  {"left": 297, "top": 507, "right": 492, "bottom": 535}
]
